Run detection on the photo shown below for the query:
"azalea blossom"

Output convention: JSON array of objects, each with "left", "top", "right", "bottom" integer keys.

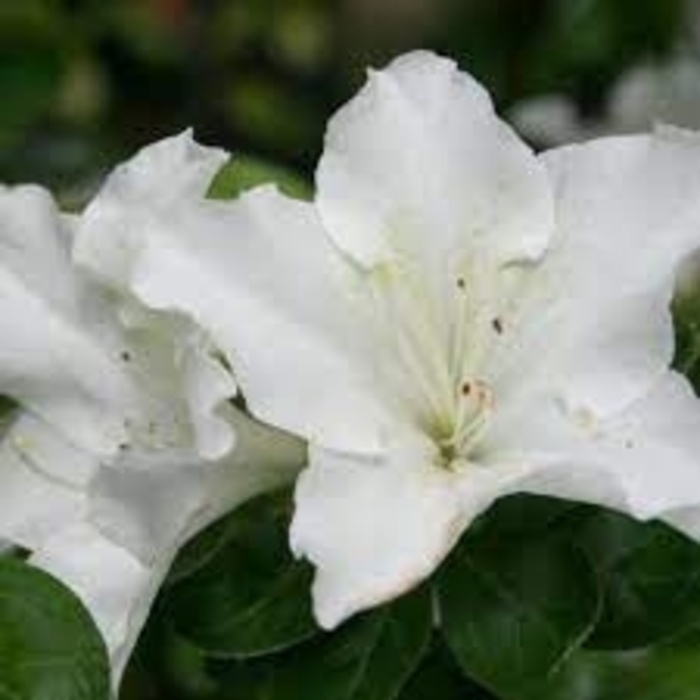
[
  {"left": 73, "top": 52, "right": 700, "bottom": 631},
  {"left": 0, "top": 134, "right": 305, "bottom": 687},
  {"left": 512, "top": 56, "right": 700, "bottom": 147}
]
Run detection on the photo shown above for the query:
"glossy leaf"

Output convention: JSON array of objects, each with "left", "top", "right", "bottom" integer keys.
[
  {"left": 543, "top": 627, "right": 700, "bottom": 700},
  {"left": 167, "top": 491, "right": 319, "bottom": 659},
  {"left": 398, "top": 639, "right": 495, "bottom": 700},
  {"left": 575, "top": 509, "right": 700, "bottom": 650},
  {"left": 0, "top": 558, "right": 110, "bottom": 700},
  {"left": 438, "top": 525, "right": 600, "bottom": 699},
  {"left": 215, "top": 586, "right": 432, "bottom": 700},
  {"left": 673, "top": 291, "right": 700, "bottom": 392}
]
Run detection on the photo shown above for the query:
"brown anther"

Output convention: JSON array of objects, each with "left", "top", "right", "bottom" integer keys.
[
  {"left": 492, "top": 317, "right": 503, "bottom": 334},
  {"left": 456, "top": 277, "right": 466, "bottom": 290},
  {"left": 461, "top": 381, "right": 472, "bottom": 396},
  {"left": 121, "top": 351, "right": 132, "bottom": 362}
]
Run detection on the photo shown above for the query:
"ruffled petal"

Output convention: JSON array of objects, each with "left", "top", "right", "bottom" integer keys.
[
  {"left": 74, "top": 133, "right": 236, "bottom": 459},
  {"left": 126, "top": 186, "right": 386, "bottom": 453},
  {"left": 0, "top": 412, "right": 96, "bottom": 549},
  {"left": 31, "top": 408, "right": 305, "bottom": 692},
  {"left": 483, "top": 371, "right": 700, "bottom": 524},
  {"left": 74, "top": 130, "right": 228, "bottom": 290},
  {"left": 30, "top": 521, "right": 168, "bottom": 690},
  {"left": 291, "top": 439, "right": 530, "bottom": 629},
  {"left": 491, "top": 129, "right": 700, "bottom": 423},
  {"left": 0, "top": 185, "right": 134, "bottom": 454},
  {"left": 316, "top": 50, "right": 554, "bottom": 272}
]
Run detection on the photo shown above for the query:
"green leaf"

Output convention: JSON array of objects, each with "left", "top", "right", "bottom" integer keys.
[
  {"left": 166, "top": 510, "right": 235, "bottom": 586},
  {"left": 0, "top": 558, "right": 110, "bottom": 700},
  {"left": 468, "top": 494, "right": 582, "bottom": 542},
  {"left": 574, "top": 509, "right": 700, "bottom": 650},
  {"left": 398, "top": 639, "right": 495, "bottom": 700},
  {"left": 215, "top": 586, "right": 432, "bottom": 700},
  {"left": 438, "top": 524, "right": 600, "bottom": 699},
  {"left": 166, "top": 491, "right": 319, "bottom": 659},
  {"left": 208, "top": 155, "right": 312, "bottom": 201},
  {"left": 542, "top": 627, "right": 700, "bottom": 700},
  {"left": 0, "top": 396, "right": 16, "bottom": 428},
  {"left": 673, "top": 291, "right": 700, "bottom": 392}
]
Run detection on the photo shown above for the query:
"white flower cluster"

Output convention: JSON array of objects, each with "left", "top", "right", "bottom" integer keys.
[{"left": 4, "top": 51, "right": 700, "bottom": 691}]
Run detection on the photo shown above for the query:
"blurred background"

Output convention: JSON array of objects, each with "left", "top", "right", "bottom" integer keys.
[{"left": 1, "top": 0, "right": 698, "bottom": 208}]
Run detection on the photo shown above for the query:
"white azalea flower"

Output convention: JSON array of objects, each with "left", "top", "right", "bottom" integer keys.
[
  {"left": 512, "top": 56, "right": 700, "bottom": 147},
  {"left": 0, "top": 134, "right": 305, "bottom": 687},
  {"left": 73, "top": 52, "right": 700, "bottom": 631}
]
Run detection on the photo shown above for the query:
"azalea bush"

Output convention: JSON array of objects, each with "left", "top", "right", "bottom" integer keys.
[{"left": 4, "top": 46, "right": 700, "bottom": 700}]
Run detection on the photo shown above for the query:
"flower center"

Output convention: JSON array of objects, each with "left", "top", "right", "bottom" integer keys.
[
  {"left": 433, "top": 378, "right": 495, "bottom": 469},
  {"left": 366, "top": 247, "right": 506, "bottom": 469}
]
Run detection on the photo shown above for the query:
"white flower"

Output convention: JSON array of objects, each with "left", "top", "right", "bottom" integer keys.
[
  {"left": 74, "top": 52, "right": 700, "bottom": 631},
  {"left": 0, "top": 133, "right": 305, "bottom": 687},
  {"left": 512, "top": 56, "right": 700, "bottom": 147}
]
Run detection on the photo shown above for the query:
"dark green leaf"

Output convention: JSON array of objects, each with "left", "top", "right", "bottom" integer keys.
[
  {"left": 399, "top": 639, "right": 495, "bottom": 700},
  {"left": 438, "top": 528, "right": 600, "bottom": 699},
  {"left": 166, "top": 511, "right": 235, "bottom": 586},
  {"left": 0, "top": 558, "right": 109, "bottom": 700},
  {"left": 543, "top": 627, "right": 700, "bottom": 700},
  {"left": 468, "top": 494, "right": 582, "bottom": 542},
  {"left": 215, "top": 586, "right": 432, "bottom": 700},
  {"left": 208, "top": 156, "right": 312, "bottom": 201},
  {"left": 673, "top": 291, "right": 700, "bottom": 392},
  {"left": 574, "top": 509, "right": 700, "bottom": 650},
  {"left": 166, "top": 491, "right": 319, "bottom": 659}
]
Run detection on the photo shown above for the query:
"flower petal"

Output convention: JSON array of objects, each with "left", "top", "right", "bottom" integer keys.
[
  {"left": 0, "top": 185, "right": 137, "bottom": 454},
  {"left": 291, "top": 440, "right": 531, "bottom": 629},
  {"left": 74, "top": 133, "right": 236, "bottom": 459},
  {"left": 0, "top": 412, "right": 96, "bottom": 549},
  {"left": 127, "top": 186, "right": 387, "bottom": 453},
  {"left": 31, "top": 408, "right": 305, "bottom": 691},
  {"left": 30, "top": 520, "right": 168, "bottom": 689},
  {"left": 316, "top": 50, "right": 554, "bottom": 270},
  {"left": 74, "top": 130, "right": 228, "bottom": 290},
  {"left": 483, "top": 371, "right": 700, "bottom": 524},
  {"left": 492, "top": 129, "right": 700, "bottom": 422},
  {"left": 88, "top": 450, "right": 207, "bottom": 566}
]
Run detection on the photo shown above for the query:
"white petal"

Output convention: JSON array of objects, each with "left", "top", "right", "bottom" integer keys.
[
  {"left": 199, "top": 405, "right": 307, "bottom": 523},
  {"left": 0, "top": 412, "right": 96, "bottom": 549},
  {"left": 0, "top": 185, "right": 134, "bottom": 454},
  {"left": 493, "top": 130, "right": 700, "bottom": 422},
  {"left": 483, "top": 372, "right": 700, "bottom": 523},
  {"left": 593, "top": 372, "right": 700, "bottom": 519},
  {"left": 73, "top": 134, "right": 236, "bottom": 459},
  {"left": 291, "top": 440, "right": 530, "bottom": 629},
  {"left": 128, "top": 186, "right": 386, "bottom": 453},
  {"left": 33, "top": 408, "right": 305, "bottom": 691},
  {"left": 30, "top": 521, "right": 169, "bottom": 690},
  {"left": 116, "top": 303, "right": 237, "bottom": 459},
  {"left": 89, "top": 407, "right": 305, "bottom": 567},
  {"left": 74, "top": 131, "right": 228, "bottom": 290},
  {"left": 316, "top": 50, "right": 554, "bottom": 270},
  {"left": 663, "top": 505, "right": 700, "bottom": 541},
  {"left": 88, "top": 450, "right": 208, "bottom": 565}
]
